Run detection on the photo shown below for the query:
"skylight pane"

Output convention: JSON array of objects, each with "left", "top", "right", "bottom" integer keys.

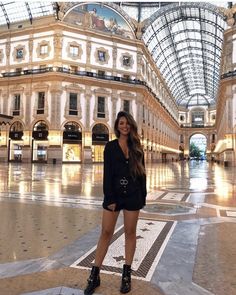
[
  {"left": 0, "top": 7, "right": 7, "bottom": 25},
  {"left": 4, "top": 2, "right": 28, "bottom": 22},
  {"left": 143, "top": 2, "right": 227, "bottom": 107},
  {"left": 29, "top": 2, "right": 54, "bottom": 17},
  {"left": 0, "top": 1, "right": 54, "bottom": 26}
]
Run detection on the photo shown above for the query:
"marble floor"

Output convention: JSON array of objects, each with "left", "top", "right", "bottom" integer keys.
[{"left": 0, "top": 160, "right": 236, "bottom": 295}]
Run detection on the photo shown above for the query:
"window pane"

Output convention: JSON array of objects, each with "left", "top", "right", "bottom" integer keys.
[
  {"left": 70, "top": 45, "right": 78, "bottom": 56},
  {"left": 69, "top": 93, "right": 77, "bottom": 110},
  {"left": 38, "top": 92, "right": 45, "bottom": 109},
  {"left": 16, "top": 49, "right": 23, "bottom": 59},
  {"left": 97, "top": 96, "right": 105, "bottom": 117},
  {"left": 40, "top": 45, "right": 48, "bottom": 54},
  {"left": 14, "top": 94, "right": 20, "bottom": 110},
  {"left": 98, "top": 50, "right": 106, "bottom": 61},
  {"left": 123, "top": 100, "right": 130, "bottom": 113},
  {"left": 123, "top": 56, "right": 130, "bottom": 66}
]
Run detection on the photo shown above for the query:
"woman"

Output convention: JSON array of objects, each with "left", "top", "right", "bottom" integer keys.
[{"left": 84, "top": 111, "right": 147, "bottom": 295}]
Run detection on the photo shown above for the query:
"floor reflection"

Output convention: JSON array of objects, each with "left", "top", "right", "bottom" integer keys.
[{"left": 0, "top": 161, "right": 235, "bottom": 205}]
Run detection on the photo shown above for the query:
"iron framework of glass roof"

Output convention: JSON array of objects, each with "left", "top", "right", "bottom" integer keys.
[
  {"left": 142, "top": 2, "right": 227, "bottom": 108},
  {"left": 0, "top": 1, "right": 55, "bottom": 28},
  {"left": 0, "top": 2, "right": 232, "bottom": 109},
  {"left": 115, "top": 2, "right": 177, "bottom": 22}
]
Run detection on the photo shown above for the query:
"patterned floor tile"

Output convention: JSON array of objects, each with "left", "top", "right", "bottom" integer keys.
[{"left": 71, "top": 219, "right": 176, "bottom": 281}]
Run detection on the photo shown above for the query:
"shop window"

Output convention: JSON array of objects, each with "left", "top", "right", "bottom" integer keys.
[
  {"left": 123, "top": 55, "right": 131, "bottom": 66},
  {"left": 98, "top": 50, "right": 106, "bottom": 62},
  {"left": 16, "top": 48, "right": 23, "bottom": 59},
  {"left": 37, "top": 92, "right": 45, "bottom": 114},
  {"left": 123, "top": 100, "right": 130, "bottom": 113},
  {"left": 63, "top": 144, "right": 81, "bottom": 162},
  {"left": 69, "top": 93, "right": 78, "bottom": 115},
  {"left": 97, "top": 96, "right": 105, "bottom": 118},
  {"left": 12, "top": 94, "right": 20, "bottom": 116}
]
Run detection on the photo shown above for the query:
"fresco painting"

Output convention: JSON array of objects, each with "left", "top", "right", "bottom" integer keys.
[{"left": 64, "top": 4, "right": 133, "bottom": 38}]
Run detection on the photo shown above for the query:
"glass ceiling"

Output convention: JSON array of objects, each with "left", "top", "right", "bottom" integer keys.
[
  {"left": 0, "top": 2, "right": 55, "bottom": 27},
  {"left": 0, "top": 1, "right": 231, "bottom": 109},
  {"left": 142, "top": 2, "right": 227, "bottom": 108}
]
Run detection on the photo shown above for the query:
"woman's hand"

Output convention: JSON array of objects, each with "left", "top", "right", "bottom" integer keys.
[{"left": 107, "top": 203, "right": 116, "bottom": 211}]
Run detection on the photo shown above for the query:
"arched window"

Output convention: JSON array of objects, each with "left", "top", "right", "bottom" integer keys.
[{"left": 92, "top": 124, "right": 109, "bottom": 142}]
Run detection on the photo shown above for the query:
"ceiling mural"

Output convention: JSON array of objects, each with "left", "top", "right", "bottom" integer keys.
[{"left": 64, "top": 3, "right": 134, "bottom": 39}]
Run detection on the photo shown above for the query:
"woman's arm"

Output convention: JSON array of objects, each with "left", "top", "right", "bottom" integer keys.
[
  {"left": 103, "top": 143, "right": 116, "bottom": 206},
  {"left": 141, "top": 154, "right": 147, "bottom": 205}
]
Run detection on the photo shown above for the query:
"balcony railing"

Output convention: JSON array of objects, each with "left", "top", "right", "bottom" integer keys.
[
  {"left": 180, "top": 123, "right": 214, "bottom": 128},
  {"left": 1, "top": 66, "right": 178, "bottom": 123}
]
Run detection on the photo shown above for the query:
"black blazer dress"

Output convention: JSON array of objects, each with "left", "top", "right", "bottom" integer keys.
[{"left": 103, "top": 139, "right": 147, "bottom": 211}]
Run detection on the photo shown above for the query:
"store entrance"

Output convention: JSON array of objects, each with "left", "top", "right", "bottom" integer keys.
[
  {"left": 62, "top": 121, "right": 82, "bottom": 162},
  {"left": 92, "top": 123, "right": 109, "bottom": 162},
  {"left": 32, "top": 121, "right": 49, "bottom": 163},
  {"left": 8, "top": 121, "right": 24, "bottom": 162}
]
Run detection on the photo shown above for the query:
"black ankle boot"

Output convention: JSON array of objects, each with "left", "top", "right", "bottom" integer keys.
[
  {"left": 84, "top": 266, "right": 100, "bottom": 295},
  {"left": 120, "top": 264, "right": 131, "bottom": 294}
]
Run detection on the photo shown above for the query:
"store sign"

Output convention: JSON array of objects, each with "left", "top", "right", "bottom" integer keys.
[
  {"left": 63, "top": 131, "right": 82, "bottom": 140},
  {"left": 32, "top": 130, "right": 48, "bottom": 140},
  {"left": 92, "top": 133, "right": 109, "bottom": 142},
  {"left": 9, "top": 131, "right": 23, "bottom": 140}
]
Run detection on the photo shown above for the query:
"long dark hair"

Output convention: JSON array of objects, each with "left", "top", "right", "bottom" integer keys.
[{"left": 114, "top": 111, "right": 145, "bottom": 177}]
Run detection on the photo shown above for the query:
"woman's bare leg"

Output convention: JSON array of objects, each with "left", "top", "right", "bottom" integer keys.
[
  {"left": 123, "top": 210, "right": 140, "bottom": 265},
  {"left": 94, "top": 209, "right": 120, "bottom": 267}
]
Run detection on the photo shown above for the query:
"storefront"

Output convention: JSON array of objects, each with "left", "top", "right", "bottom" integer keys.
[
  {"left": 32, "top": 121, "right": 49, "bottom": 162},
  {"left": 62, "top": 121, "right": 82, "bottom": 162},
  {"left": 92, "top": 124, "right": 109, "bottom": 162},
  {"left": 8, "top": 121, "right": 23, "bottom": 162}
]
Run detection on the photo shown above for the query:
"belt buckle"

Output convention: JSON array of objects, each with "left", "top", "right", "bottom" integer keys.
[{"left": 120, "top": 177, "right": 128, "bottom": 186}]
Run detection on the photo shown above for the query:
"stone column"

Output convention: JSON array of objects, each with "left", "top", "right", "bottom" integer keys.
[
  {"left": 86, "top": 39, "right": 91, "bottom": 71},
  {"left": 85, "top": 88, "right": 92, "bottom": 130},
  {"left": 24, "top": 89, "right": 32, "bottom": 127},
  {"left": 28, "top": 36, "right": 33, "bottom": 68},
  {"left": 84, "top": 87, "right": 92, "bottom": 163},
  {"left": 136, "top": 50, "right": 143, "bottom": 80},
  {"left": 112, "top": 45, "right": 117, "bottom": 76},
  {"left": 2, "top": 89, "right": 9, "bottom": 115},
  {"left": 53, "top": 31, "right": 63, "bottom": 66},
  {"left": 111, "top": 91, "right": 118, "bottom": 135},
  {"left": 22, "top": 89, "right": 32, "bottom": 163},
  {"left": 48, "top": 84, "right": 63, "bottom": 164},
  {"left": 5, "top": 39, "right": 10, "bottom": 70},
  {"left": 136, "top": 93, "right": 143, "bottom": 132},
  {"left": 50, "top": 84, "right": 62, "bottom": 129}
]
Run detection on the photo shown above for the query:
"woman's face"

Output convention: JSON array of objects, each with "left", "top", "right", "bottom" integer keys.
[{"left": 117, "top": 116, "right": 131, "bottom": 137}]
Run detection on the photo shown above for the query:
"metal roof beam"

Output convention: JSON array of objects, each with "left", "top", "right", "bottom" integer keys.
[
  {"left": 25, "top": 2, "right": 33, "bottom": 24},
  {"left": 0, "top": 2, "right": 10, "bottom": 28}
]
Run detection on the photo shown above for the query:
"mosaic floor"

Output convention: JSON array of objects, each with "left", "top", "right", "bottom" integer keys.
[{"left": 0, "top": 161, "right": 236, "bottom": 295}]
